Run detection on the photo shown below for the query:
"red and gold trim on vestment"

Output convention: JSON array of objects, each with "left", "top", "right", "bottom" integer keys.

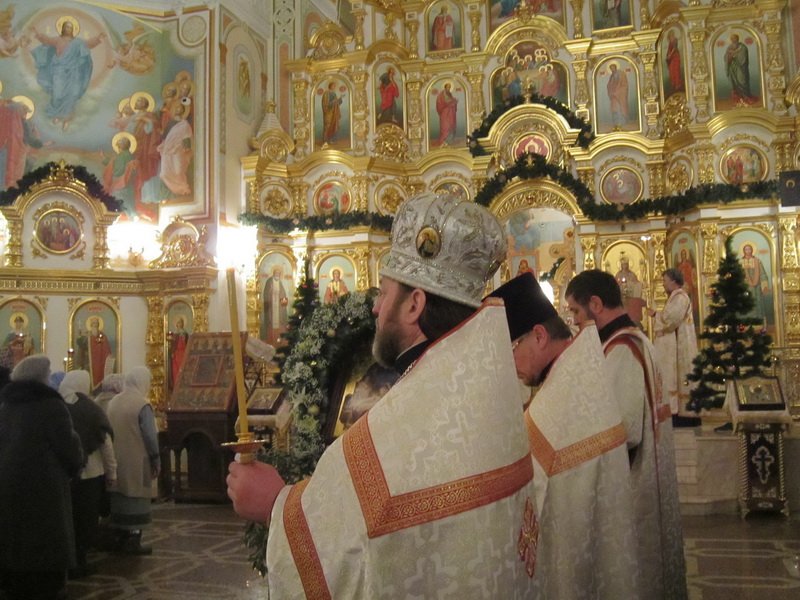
[
  {"left": 525, "top": 411, "right": 627, "bottom": 476},
  {"left": 605, "top": 329, "right": 671, "bottom": 436},
  {"left": 343, "top": 415, "right": 534, "bottom": 538},
  {"left": 283, "top": 478, "right": 332, "bottom": 600}
]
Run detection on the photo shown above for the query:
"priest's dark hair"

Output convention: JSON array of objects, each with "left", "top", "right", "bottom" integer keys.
[
  {"left": 663, "top": 267, "right": 684, "bottom": 286},
  {"left": 565, "top": 269, "right": 623, "bottom": 309},
  {"left": 397, "top": 282, "right": 475, "bottom": 341}
]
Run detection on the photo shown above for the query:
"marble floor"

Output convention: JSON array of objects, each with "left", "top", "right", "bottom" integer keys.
[{"left": 65, "top": 502, "right": 800, "bottom": 599}]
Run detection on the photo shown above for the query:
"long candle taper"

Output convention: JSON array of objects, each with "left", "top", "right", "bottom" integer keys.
[{"left": 226, "top": 268, "right": 249, "bottom": 436}]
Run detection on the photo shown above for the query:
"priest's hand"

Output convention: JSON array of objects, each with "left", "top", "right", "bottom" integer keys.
[{"left": 227, "top": 461, "right": 286, "bottom": 525}]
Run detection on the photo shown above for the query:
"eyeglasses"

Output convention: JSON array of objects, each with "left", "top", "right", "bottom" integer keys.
[{"left": 511, "top": 330, "right": 532, "bottom": 351}]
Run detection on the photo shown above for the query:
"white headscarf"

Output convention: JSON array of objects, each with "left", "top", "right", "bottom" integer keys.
[
  {"left": 99, "top": 373, "right": 124, "bottom": 395},
  {"left": 123, "top": 366, "right": 152, "bottom": 397},
  {"left": 59, "top": 370, "right": 91, "bottom": 404},
  {"left": 10, "top": 354, "right": 51, "bottom": 385}
]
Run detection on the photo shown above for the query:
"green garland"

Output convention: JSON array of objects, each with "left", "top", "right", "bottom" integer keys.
[
  {"left": 244, "top": 289, "right": 377, "bottom": 576},
  {"left": 239, "top": 210, "right": 393, "bottom": 234},
  {"left": 474, "top": 151, "right": 779, "bottom": 221},
  {"left": 239, "top": 159, "right": 779, "bottom": 233},
  {"left": 468, "top": 94, "right": 595, "bottom": 156},
  {"left": 0, "top": 162, "right": 124, "bottom": 212}
]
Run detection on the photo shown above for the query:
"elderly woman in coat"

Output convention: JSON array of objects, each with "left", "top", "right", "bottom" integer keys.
[
  {"left": 60, "top": 370, "right": 116, "bottom": 578},
  {"left": 0, "top": 355, "right": 84, "bottom": 600},
  {"left": 107, "top": 366, "right": 160, "bottom": 555}
]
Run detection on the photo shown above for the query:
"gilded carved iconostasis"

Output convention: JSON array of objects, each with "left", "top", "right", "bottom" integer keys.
[{"left": 1, "top": 0, "right": 800, "bottom": 419}]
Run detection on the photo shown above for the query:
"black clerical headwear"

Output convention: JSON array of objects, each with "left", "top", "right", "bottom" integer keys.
[{"left": 486, "top": 272, "right": 558, "bottom": 341}]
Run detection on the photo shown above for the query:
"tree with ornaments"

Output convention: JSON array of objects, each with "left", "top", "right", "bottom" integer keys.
[
  {"left": 274, "top": 257, "right": 319, "bottom": 379},
  {"left": 686, "top": 236, "right": 773, "bottom": 413}
]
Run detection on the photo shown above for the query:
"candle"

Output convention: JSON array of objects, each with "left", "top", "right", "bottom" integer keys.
[{"left": 226, "top": 268, "right": 250, "bottom": 437}]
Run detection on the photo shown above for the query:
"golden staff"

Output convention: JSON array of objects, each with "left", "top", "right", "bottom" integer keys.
[{"left": 221, "top": 267, "right": 262, "bottom": 463}]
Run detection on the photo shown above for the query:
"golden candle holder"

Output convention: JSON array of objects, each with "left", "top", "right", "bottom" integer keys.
[{"left": 221, "top": 267, "right": 264, "bottom": 464}]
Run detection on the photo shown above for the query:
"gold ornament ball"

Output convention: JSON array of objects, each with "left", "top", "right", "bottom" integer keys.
[{"left": 307, "top": 405, "right": 320, "bottom": 416}]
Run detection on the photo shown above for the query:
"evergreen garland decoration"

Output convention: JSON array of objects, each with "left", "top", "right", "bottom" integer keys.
[
  {"left": 243, "top": 288, "right": 377, "bottom": 576},
  {"left": 468, "top": 94, "right": 595, "bottom": 157},
  {"left": 540, "top": 257, "right": 565, "bottom": 282},
  {"left": 239, "top": 210, "right": 393, "bottom": 234},
  {"left": 0, "top": 162, "right": 124, "bottom": 212},
  {"left": 472, "top": 152, "right": 779, "bottom": 222},
  {"left": 686, "top": 236, "right": 773, "bottom": 412}
]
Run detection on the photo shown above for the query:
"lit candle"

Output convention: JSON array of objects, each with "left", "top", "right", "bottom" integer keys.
[{"left": 226, "top": 268, "right": 250, "bottom": 437}]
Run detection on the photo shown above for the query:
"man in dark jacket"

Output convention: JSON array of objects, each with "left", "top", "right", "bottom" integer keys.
[{"left": 0, "top": 354, "right": 84, "bottom": 600}]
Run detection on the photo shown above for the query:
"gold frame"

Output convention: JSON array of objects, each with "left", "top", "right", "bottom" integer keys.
[
  {"left": 599, "top": 165, "right": 644, "bottom": 204},
  {"left": 718, "top": 144, "right": 768, "bottom": 185},
  {"left": 722, "top": 225, "right": 781, "bottom": 341},
  {"left": 68, "top": 298, "right": 122, "bottom": 390},
  {"left": 313, "top": 180, "right": 352, "bottom": 215},
  {"left": 733, "top": 375, "right": 785, "bottom": 411},
  {"left": 32, "top": 205, "right": 84, "bottom": 256}
]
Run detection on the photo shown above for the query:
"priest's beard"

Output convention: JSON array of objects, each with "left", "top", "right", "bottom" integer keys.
[{"left": 372, "top": 301, "right": 405, "bottom": 368}]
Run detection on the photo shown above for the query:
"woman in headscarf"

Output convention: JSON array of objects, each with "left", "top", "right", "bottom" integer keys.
[
  {"left": 94, "top": 372, "right": 124, "bottom": 414},
  {"left": 106, "top": 366, "right": 160, "bottom": 555},
  {"left": 60, "top": 370, "right": 116, "bottom": 578},
  {"left": 0, "top": 355, "right": 84, "bottom": 600}
]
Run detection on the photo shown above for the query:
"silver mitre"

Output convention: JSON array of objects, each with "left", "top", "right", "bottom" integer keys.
[{"left": 380, "top": 192, "right": 507, "bottom": 307}]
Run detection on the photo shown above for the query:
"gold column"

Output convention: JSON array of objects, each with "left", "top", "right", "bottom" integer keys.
[
  {"left": 191, "top": 292, "right": 210, "bottom": 333},
  {"left": 146, "top": 295, "right": 165, "bottom": 420},
  {"left": 564, "top": 39, "right": 591, "bottom": 121},
  {"left": 468, "top": 9, "right": 482, "bottom": 52},
  {"left": 351, "top": 68, "right": 369, "bottom": 156},
  {"left": 92, "top": 224, "right": 111, "bottom": 270},
  {"left": 466, "top": 71, "right": 485, "bottom": 132},
  {"left": 700, "top": 223, "right": 718, "bottom": 298},
  {"left": 383, "top": 12, "right": 398, "bottom": 41},
  {"left": 651, "top": 231, "right": 668, "bottom": 306},
  {"left": 647, "top": 161, "right": 666, "bottom": 199},
  {"left": 353, "top": 8, "right": 366, "bottom": 51},
  {"left": 763, "top": 13, "right": 787, "bottom": 115},
  {"left": 687, "top": 22, "right": 711, "bottom": 121},
  {"left": 634, "top": 33, "right": 660, "bottom": 139},
  {"left": 771, "top": 134, "right": 795, "bottom": 174},
  {"left": 406, "top": 78, "right": 424, "bottom": 158},
  {"left": 288, "top": 179, "right": 310, "bottom": 217},
  {"left": 580, "top": 235, "right": 597, "bottom": 270},
  {"left": 405, "top": 18, "right": 419, "bottom": 60},
  {"left": 4, "top": 220, "right": 22, "bottom": 267},
  {"left": 292, "top": 77, "right": 310, "bottom": 159},
  {"left": 694, "top": 144, "right": 716, "bottom": 184},
  {"left": 780, "top": 217, "right": 800, "bottom": 344},
  {"left": 353, "top": 247, "right": 370, "bottom": 291},
  {"left": 576, "top": 167, "right": 595, "bottom": 195},
  {"left": 351, "top": 174, "right": 370, "bottom": 212},
  {"left": 569, "top": 0, "right": 584, "bottom": 39}
]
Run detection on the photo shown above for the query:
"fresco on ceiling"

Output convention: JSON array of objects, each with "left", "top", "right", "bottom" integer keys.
[{"left": 0, "top": 2, "right": 202, "bottom": 222}]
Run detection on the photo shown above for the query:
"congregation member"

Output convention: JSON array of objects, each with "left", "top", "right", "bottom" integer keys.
[
  {"left": 94, "top": 372, "right": 125, "bottom": 413},
  {"left": 227, "top": 193, "right": 538, "bottom": 597},
  {"left": 489, "top": 273, "right": 639, "bottom": 599},
  {"left": 648, "top": 268, "right": 699, "bottom": 424},
  {"left": 0, "top": 355, "right": 84, "bottom": 600},
  {"left": 565, "top": 269, "right": 688, "bottom": 599},
  {"left": 60, "top": 369, "right": 117, "bottom": 579},
  {"left": 106, "top": 366, "right": 160, "bottom": 555}
]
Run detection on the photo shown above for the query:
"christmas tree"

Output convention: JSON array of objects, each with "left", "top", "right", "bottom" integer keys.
[
  {"left": 274, "top": 257, "right": 319, "bottom": 378},
  {"left": 686, "top": 236, "right": 773, "bottom": 412}
]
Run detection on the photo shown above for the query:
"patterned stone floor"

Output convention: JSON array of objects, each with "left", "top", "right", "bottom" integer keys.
[{"left": 66, "top": 503, "right": 800, "bottom": 599}]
